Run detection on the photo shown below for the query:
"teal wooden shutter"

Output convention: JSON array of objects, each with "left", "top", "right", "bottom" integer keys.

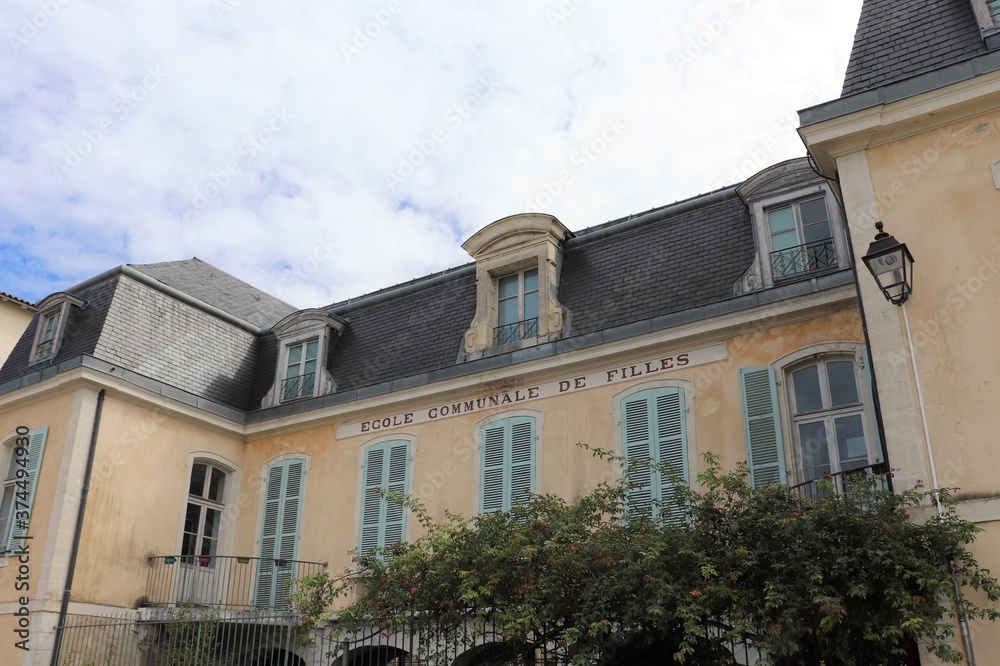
[
  {"left": 6, "top": 427, "right": 47, "bottom": 553},
  {"left": 622, "top": 394, "right": 655, "bottom": 517},
  {"left": 256, "top": 459, "right": 304, "bottom": 609},
  {"left": 480, "top": 417, "right": 535, "bottom": 514},
  {"left": 359, "top": 441, "right": 410, "bottom": 556},
  {"left": 481, "top": 421, "right": 507, "bottom": 514},
  {"left": 654, "top": 390, "right": 688, "bottom": 526},
  {"left": 859, "top": 346, "right": 884, "bottom": 463},
  {"left": 622, "top": 390, "right": 687, "bottom": 522},
  {"left": 740, "top": 367, "right": 786, "bottom": 488}
]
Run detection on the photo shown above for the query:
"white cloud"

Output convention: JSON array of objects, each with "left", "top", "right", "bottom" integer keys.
[{"left": 0, "top": 0, "right": 863, "bottom": 307}]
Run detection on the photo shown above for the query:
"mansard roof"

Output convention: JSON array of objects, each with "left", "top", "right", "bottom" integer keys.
[
  {"left": 841, "top": 0, "right": 987, "bottom": 96},
  {"left": 1, "top": 167, "right": 853, "bottom": 418}
]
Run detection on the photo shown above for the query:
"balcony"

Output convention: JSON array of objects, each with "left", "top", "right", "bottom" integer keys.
[
  {"left": 280, "top": 372, "right": 315, "bottom": 402},
  {"left": 493, "top": 317, "right": 539, "bottom": 346},
  {"left": 144, "top": 555, "right": 327, "bottom": 612},
  {"left": 790, "top": 462, "right": 889, "bottom": 501},
  {"left": 770, "top": 237, "right": 837, "bottom": 280}
]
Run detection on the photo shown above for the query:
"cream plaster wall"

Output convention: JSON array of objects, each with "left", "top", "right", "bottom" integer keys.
[{"left": 0, "top": 300, "right": 33, "bottom": 365}]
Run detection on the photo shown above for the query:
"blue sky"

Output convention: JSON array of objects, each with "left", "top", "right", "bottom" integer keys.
[{"left": 0, "top": 0, "right": 863, "bottom": 308}]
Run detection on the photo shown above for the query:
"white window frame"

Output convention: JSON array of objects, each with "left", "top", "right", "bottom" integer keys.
[
  {"left": 495, "top": 267, "right": 540, "bottom": 345},
  {"left": 0, "top": 436, "right": 19, "bottom": 553},
  {"left": 772, "top": 343, "right": 878, "bottom": 490},
  {"left": 281, "top": 338, "right": 320, "bottom": 402},
  {"left": 180, "top": 460, "right": 230, "bottom": 568},
  {"left": 751, "top": 183, "right": 849, "bottom": 287}
]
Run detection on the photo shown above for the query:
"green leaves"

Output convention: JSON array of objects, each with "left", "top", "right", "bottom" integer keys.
[{"left": 296, "top": 452, "right": 999, "bottom": 665}]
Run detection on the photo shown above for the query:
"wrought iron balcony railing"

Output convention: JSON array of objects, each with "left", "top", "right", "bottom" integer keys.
[
  {"left": 770, "top": 237, "right": 837, "bottom": 280},
  {"left": 790, "top": 462, "right": 889, "bottom": 501},
  {"left": 144, "top": 555, "right": 327, "bottom": 611},
  {"left": 493, "top": 317, "right": 539, "bottom": 346},
  {"left": 280, "top": 372, "right": 315, "bottom": 402}
]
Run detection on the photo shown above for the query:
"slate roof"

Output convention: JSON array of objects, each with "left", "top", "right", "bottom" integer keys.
[
  {"left": 842, "top": 0, "right": 987, "bottom": 96},
  {"left": 316, "top": 187, "right": 753, "bottom": 392},
  {"left": 131, "top": 258, "right": 297, "bottom": 329}
]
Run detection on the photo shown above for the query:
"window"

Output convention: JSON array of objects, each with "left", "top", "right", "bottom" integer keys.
[
  {"left": 788, "top": 358, "right": 873, "bottom": 488},
  {"left": 256, "top": 458, "right": 305, "bottom": 609},
  {"left": 495, "top": 269, "right": 539, "bottom": 345},
  {"left": 35, "top": 309, "right": 61, "bottom": 360},
  {"left": 620, "top": 389, "right": 688, "bottom": 524},
  {"left": 0, "top": 427, "right": 47, "bottom": 555},
  {"left": 181, "top": 461, "right": 227, "bottom": 566},
  {"left": 481, "top": 416, "right": 535, "bottom": 514},
  {"left": 766, "top": 196, "right": 836, "bottom": 279},
  {"left": 359, "top": 440, "right": 410, "bottom": 556},
  {"left": 282, "top": 340, "right": 318, "bottom": 401}
]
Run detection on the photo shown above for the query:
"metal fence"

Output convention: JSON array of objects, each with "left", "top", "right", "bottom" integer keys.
[{"left": 144, "top": 555, "right": 327, "bottom": 611}]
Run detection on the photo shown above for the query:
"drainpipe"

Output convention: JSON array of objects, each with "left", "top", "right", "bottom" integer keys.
[{"left": 50, "top": 389, "right": 105, "bottom": 666}]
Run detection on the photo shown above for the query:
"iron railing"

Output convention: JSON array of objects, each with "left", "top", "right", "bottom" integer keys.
[
  {"left": 790, "top": 461, "right": 890, "bottom": 500},
  {"left": 280, "top": 372, "right": 316, "bottom": 402},
  {"left": 145, "top": 555, "right": 327, "bottom": 611},
  {"left": 493, "top": 317, "right": 539, "bottom": 346},
  {"left": 770, "top": 237, "right": 837, "bottom": 279}
]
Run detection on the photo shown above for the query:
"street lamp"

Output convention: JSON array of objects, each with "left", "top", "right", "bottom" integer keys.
[{"left": 862, "top": 222, "right": 914, "bottom": 305}]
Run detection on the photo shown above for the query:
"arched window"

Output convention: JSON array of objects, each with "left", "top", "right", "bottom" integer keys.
[
  {"left": 0, "top": 427, "right": 47, "bottom": 554},
  {"left": 786, "top": 356, "right": 875, "bottom": 490},
  {"left": 181, "top": 460, "right": 228, "bottom": 566}
]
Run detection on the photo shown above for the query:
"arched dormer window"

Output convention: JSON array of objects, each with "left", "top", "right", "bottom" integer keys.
[
  {"left": 28, "top": 292, "right": 86, "bottom": 365},
  {"left": 263, "top": 309, "right": 347, "bottom": 407}
]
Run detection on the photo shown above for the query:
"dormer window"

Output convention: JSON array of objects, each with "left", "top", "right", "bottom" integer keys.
[
  {"left": 461, "top": 213, "right": 572, "bottom": 360},
  {"left": 262, "top": 309, "right": 347, "bottom": 408},
  {"left": 28, "top": 292, "right": 86, "bottom": 365},
  {"left": 282, "top": 340, "right": 319, "bottom": 401},
  {"left": 766, "top": 196, "right": 836, "bottom": 280},
  {"left": 495, "top": 268, "right": 539, "bottom": 345},
  {"left": 734, "top": 158, "right": 849, "bottom": 295}
]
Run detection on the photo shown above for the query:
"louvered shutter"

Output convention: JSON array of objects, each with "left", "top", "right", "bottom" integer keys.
[
  {"left": 859, "top": 347, "right": 884, "bottom": 463},
  {"left": 359, "top": 446, "right": 384, "bottom": 555},
  {"left": 740, "top": 367, "right": 786, "bottom": 488},
  {"left": 508, "top": 417, "right": 535, "bottom": 509},
  {"left": 481, "top": 422, "right": 507, "bottom": 514},
  {"left": 255, "top": 459, "right": 305, "bottom": 609},
  {"left": 6, "top": 427, "right": 47, "bottom": 553},
  {"left": 359, "top": 441, "right": 410, "bottom": 556},
  {"left": 654, "top": 390, "right": 688, "bottom": 525},
  {"left": 622, "top": 394, "right": 655, "bottom": 517}
]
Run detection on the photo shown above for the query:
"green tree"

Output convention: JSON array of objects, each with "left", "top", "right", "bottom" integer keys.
[{"left": 295, "top": 450, "right": 999, "bottom": 665}]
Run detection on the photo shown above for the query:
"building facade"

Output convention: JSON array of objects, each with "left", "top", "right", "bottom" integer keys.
[
  {"left": 0, "top": 293, "right": 35, "bottom": 367},
  {"left": 799, "top": 0, "right": 1000, "bottom": 662}
]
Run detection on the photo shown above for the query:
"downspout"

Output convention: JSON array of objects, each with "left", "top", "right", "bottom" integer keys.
[{"left": 50, "top": 389, "right": 105, "bottom": 666}]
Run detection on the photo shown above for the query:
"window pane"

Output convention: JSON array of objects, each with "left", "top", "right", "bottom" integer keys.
[
  {"left": 524, "top": 291, "right": 539, "bottom": 320},
  {"left": 498, "top": 297, "right": 519, "bottom": 326},
  {"left": 200, "top": 536, "right": 217, "bottom": 559},
  {"left": 303, "top": 359, "right": 317, "bottom": 377},
  {"left": 287, "top": 345, "right": 302, "bottom": 366},
  {"left": 286, "top": 363, "right": 300, "bottom": 379},
  {"left": 0, "top": 485, "right": 14, "bottom": 541},
  {"left": 498, "top": 274, "right": 519, "bottom": 299},
  {"left": 792, "top": 365, "right": 823, "bottom": 412},
  {"left": 767, "top": 207, "right": 795, "bottom": 233},
  {"left": 523, "top": 269, "right": 539, "bottom": 293},
  {"left": 827, "top": 361, "right": 860, "bottom": 406},
  {"left": 798, "top": 421, "right": 830, "bottom": 480},
  {"left": 184, "top": 503, "right": 201, "bottom": 534},
  {"left": 803, "top": 219, "right": 832, "bottom": 244},
  {"left": 209, "top": 468, "right": 226, "bottom": 502},
  {"left": 6, "top": 450, "right": 19, "bottom": 478},
  {"left": 203, "top": 508, "right": 221, "bottom": 539},
  {"left": 771, "top": 229, "right": 798, "bottom": 252},
  {"left": 305, "top": 340, "right": 318, "bottom": 360},
  {"left": 181, "top": 531, "right": 197, "bottom": 559},
  {"left": 189, "top": 463, "right": 206, "bottom": 497},
  {"left": 799, "top": 198, "right": 828, "bottom": 224},
  {"left": 835, "top": 414, "right": 867, "bottom": 465}
]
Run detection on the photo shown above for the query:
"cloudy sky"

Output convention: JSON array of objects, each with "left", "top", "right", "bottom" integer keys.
[{"left": 1, "top": 0, "right": 863, "bottom": 308}]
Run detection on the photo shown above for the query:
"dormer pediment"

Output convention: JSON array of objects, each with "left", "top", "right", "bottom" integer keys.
[
  {"left": 272, "top": 308, "right": 347, "bottom": 339},
  {"left": 462, "top": 213, "right": 571, "bottom": 261}
]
